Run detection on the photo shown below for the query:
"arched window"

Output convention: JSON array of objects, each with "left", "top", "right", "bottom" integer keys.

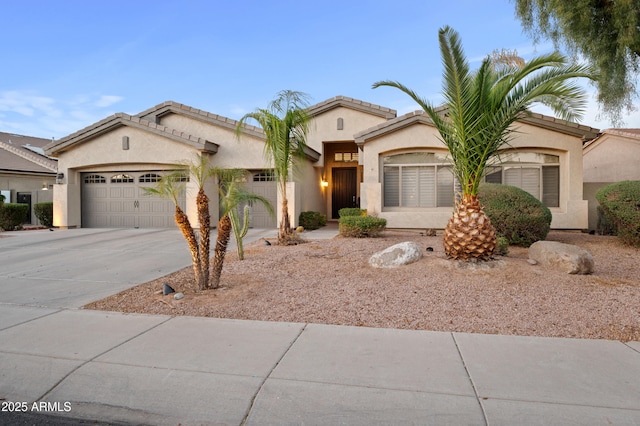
[
  {"left": 110, "top": 174, "right": 134, "bottom": 183},
  {"left": 83, "top": 174, "right": 106, "bottom": 184},
  {"left": 139, "top": 173, "right": 162, "bottom": 183}
]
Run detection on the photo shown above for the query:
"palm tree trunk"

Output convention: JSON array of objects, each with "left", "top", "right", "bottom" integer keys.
[
  {"left": 443, "top": 195, "right": 497, "bottom": 260},
  {"left": 279, "top": 198, "right": 290, "bottom": 243},
  {"left": 210, "top": 213, "right": 232, "bottom": 289},
  {"left": 196, "top": 189, "right": 210, "bottom": 286},
  {"left": 174, "top": 206, "right": 204, "bottom": 289}
]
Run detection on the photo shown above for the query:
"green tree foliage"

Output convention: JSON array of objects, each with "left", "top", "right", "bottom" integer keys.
[
  {"left": 374, "top": 26, "right": 592, "bottom": 260},
  {"left": 236, "top": 90, "right": 312, "bottom": 244},
  {"left": 513, "top": 0, "right": 640, "bottom": 125},
  {"left": 596, "top": 180, "right": 640, "bottom": 246}
]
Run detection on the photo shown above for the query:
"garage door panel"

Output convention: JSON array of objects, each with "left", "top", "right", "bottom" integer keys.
[
  {"left": 244, "top": 173, "right": 277, "bottom": 229},
  {"left": 82, "top": 172, "right": 184, "bottom": 229}
]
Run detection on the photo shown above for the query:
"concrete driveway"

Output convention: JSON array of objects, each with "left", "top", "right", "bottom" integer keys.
[{"left": 0, "top": 227, "right": 275, "bottom": 309}]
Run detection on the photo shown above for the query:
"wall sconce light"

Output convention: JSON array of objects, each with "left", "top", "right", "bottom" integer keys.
[
  {"left": 56, "top": 173, "right": 64, "bottom": 184},
  {"left": 321, "top": 179, "right": 329, "bottom": 187},
  {"left": 42, "top": 183, "right": 48, "bottom": 191}
]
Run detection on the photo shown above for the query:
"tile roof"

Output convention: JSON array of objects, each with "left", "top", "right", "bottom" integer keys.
[
  {"left": 582, "top": 128, "right": 640, "bottom": 150},
  {"left": 354, "top": 108, "right": 601, "bottom": 144},
  {"left": 306, "top": 96, "right": 397, "bottom": 119},
  {"left": 136, "top": 101, "right": 265, "bottom": 140},
  {"left": 0, "top": 131, "right": 57, "bottom": 174},
  {"left": 354, "top": 110, "right": 435, "bottom": 144},
  {"left": 45, "top": 113, "right": 219, "bottom": 156}
]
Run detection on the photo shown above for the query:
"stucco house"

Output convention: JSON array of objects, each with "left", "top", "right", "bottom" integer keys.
[
  {"left": 44, "top": 96, "right": 599, "bottom": 231},
  {"left": 583, "top": 128, "right": 640, "bottom": 230},
  {"left": 0, "top": 131, "right": 56, "bottom": 226}
]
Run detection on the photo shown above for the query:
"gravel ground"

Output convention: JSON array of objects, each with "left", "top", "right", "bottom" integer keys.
[{"left": 85, "top": 230, "right": 640, "bottom": 342}]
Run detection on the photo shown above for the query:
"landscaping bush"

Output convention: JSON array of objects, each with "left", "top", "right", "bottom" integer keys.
[
  {"left": 339, "top": 215, "right": 386, "bottom": 238},
  {"left": 495, "top": 235, "right": 509, "bottom": 256},
  {"left": 34, "top": 202, "right": 54, "bottom": 228},
  {"left": 595, "top": 180, "right": 640, "bottom": 246},
  {"left": 478, "top": 183, "right": 552, "bottom": 247},
  {"left": 0, "top": 203, "right": 29, "bottom": 231},
  {"left": 338, "top": 207, "right": 366, "bottom": 218},
  {"left": 596, "top": 205, "right": 617, "bottom": 236},
  {"left": 298, "top": 211, "right": 327, "bottom": 230}
]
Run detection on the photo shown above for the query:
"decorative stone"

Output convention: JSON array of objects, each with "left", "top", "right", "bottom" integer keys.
[
  {"left": 174, "top": 292, "right": 184, "bottom": 300},
  {"left": 163, "top": 283, "right": 175, "bottom": 295},
  {"left": 528, "top": 241, "right": 594, "bottom": 275},
  {"left": 527, "top": 258, "right": 538, "bottom": 265},
  {"left": 369, "top": 242, "right": 423, "bottom": 268}
]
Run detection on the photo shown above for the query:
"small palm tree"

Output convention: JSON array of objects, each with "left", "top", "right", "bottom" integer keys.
[
  {"left": 143, "top": 171, "right": 205, "bottom": 288},
  {"left": 235, "top": 90, "right": 312, "bottom": 244},
  {"left": 210, "top": 168, "right": 274, "bottom": 288},
  {"left": 374, "top": 26, "right": 592, "bottom": 260}
]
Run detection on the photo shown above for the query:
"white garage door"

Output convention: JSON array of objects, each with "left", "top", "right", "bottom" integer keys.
[
  {"left": 243, "top": 171, "right": 277, "bottom": 229},
  {"left": 82, "top": 172, "right": 186, "bottom": 228}
]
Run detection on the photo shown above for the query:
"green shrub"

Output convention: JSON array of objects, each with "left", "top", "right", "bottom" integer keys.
[
  {"left": 596, "top": 205, "right": 617, "bottom": 236},
  {"left": 298, "top": 211, "right": 327, "bottom": 230},
  {"left": 0, "top": 203, "right": 29, "bottom": 231},
  {"left": 478, "top": 183, "right": 552, "bottom": 247},
  {"left": 338, "top": 208, "right": 366, "bottom": 218},
  {"left": 34, "top": 202, "right": 54, "bottom": 228},
  {"left": 339, "top": 215, "right": 386, "bottom": 238},
  {"left": 595, "top": 180, "right": 640, "bottom": 246},
  {"left": 495, "top": 235, "right": 509, "bottom": 256}
]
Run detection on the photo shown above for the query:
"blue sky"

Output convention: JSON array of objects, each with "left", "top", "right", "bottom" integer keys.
[{"left": 2, "top": 0, "right": 638, "bottom": 140}]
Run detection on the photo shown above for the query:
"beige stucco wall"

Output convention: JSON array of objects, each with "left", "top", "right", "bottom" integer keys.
[
  {"left": 360, "top": 120, "right": 588, "bottom": 229},
  {"left": 583, "top": 134, "right": 640, "bottom": 183},
  {"left": 159, "top": 114, "right": 268, "bottom": 170},
  {"left": 582, "top": 133, "right": 640, "bottom": 231},
  {"left": 307, "top": 107, "right": 389, "bottom": 165},
  {"left": 52, "top": 126, "right": 207, "bottom": 228}
]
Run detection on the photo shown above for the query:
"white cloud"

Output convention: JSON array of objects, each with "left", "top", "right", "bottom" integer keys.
[
  {"left": 0, "top": 90, "right": 126, "bottom": 138},
  {"left": 95, "top": 95, "right": 124, "bottom": 108}
]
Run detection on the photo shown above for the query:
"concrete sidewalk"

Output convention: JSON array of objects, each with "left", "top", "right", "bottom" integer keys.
[
  {"left": 1, "top": 308, "right": 639, "bottom": 425},
  {"left": 1, "top": 225, "right": 639, "bottom": 425}
]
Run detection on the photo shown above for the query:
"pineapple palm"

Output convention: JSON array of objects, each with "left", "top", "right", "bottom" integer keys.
[
  {"left": 235, "top": 90, "right": 311, "bottom": 244},
  {"left": 374, "top": 26, "right": 592, "bottom": 260}
]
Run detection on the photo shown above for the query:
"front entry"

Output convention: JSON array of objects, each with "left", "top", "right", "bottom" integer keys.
[{"left": 331, "top": 167, "right": 358, "bottom": 219}]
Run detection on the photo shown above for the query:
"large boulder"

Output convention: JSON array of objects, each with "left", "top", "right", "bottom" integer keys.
[
  {"left": 369, "top": 242, "right": 423, "bottom": 268},
  {"left": 528, "top": 241, "right": 594, "bottom": 275}
]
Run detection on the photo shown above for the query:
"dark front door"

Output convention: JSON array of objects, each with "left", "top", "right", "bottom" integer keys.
[
  {"left": 17, "top": 193, "right": 32, "bottom": 224},
  {"left": 332, "top": 167, "right": 358, "bottom": 219}
]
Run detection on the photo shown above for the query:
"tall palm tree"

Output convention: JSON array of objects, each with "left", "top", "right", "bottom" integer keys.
[
  {"left": 210, "top": 168, "right": 274, "bottom": 288},
  {"left": 374, "top": 26, "right": 592, "bottom": 260},
  {"left": 235, "top": 90, "right": 312, "bottom": 244}
]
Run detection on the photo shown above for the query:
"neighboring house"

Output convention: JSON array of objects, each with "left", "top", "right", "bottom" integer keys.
[
  {"left": 0, "top": 131, "right": 57, "bottom": 226},
  {"left": 583, "top": 128, "right": 640, "bottom": 230},
  {"left": 44, "top": 97, "right": 599, "bottom": 231}
]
